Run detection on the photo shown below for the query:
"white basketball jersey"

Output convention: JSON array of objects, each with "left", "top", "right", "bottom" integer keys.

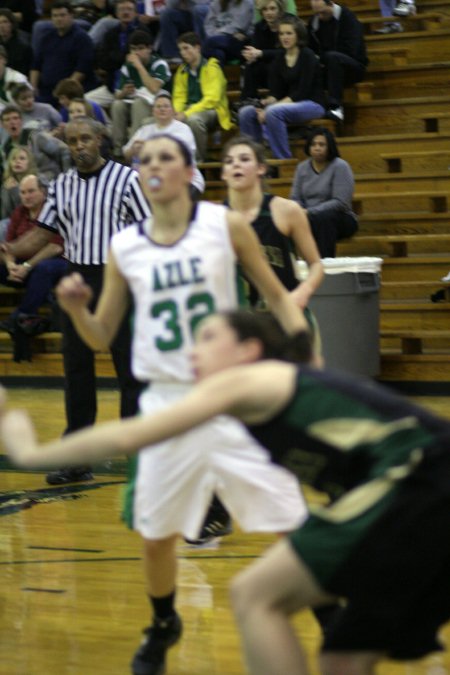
[{"left": 111, "top": 201, "right": 242, "bottom": 382}]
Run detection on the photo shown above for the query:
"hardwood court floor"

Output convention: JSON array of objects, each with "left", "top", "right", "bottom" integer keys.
[{"left": 1, "top": 389, "right": 450, "bottom": 675}]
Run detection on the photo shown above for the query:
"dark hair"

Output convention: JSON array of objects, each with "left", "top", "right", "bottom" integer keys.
[
  {"left": 278, "top": 15, "right": 307, "bottom": 47},
  {"left": 304, "top": 126, "right": 340, "bottom": 161},
  {"left": 0, "top": 8, "right": 17, "bottom": 31},
  {"left": 222, "top": 135, "right": 267, "bottom": 165},
  {"left": 11, "top": 83, "right": 33, "bottom": 101},
  {"left": 50, "top": 1, "right": 74, "bottom": 13},
  {"left": 142, "top": 134, "right": 194, "bottom": 167},
  {"left": 129, "top": 30, "right": 152, "bottom": 47},
  {"left": 220, "top": 0, "right": 243, "bottom": 10},
  {"left": 177, "top": 31, "right": 201, "bottom": 47},
  {"left": 0, "top": 103, "right": 22, "bottom": 120},
  {"left": 222, "top": 310, "right": 312, "bottom": 363},
  {"left": 53, "top": 78, "right": 84, "bottom": 100}
]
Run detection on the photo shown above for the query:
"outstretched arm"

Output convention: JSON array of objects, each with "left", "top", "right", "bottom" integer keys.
[{"left": 1, "top": 363, "right": 296, "bottom": 469}]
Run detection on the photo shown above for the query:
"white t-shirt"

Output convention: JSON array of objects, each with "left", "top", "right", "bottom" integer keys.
[{"left": 123, "top": 119, "right": 205, "bottom": 193}]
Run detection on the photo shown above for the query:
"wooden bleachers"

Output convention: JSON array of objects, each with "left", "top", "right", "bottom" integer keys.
[
  {"left": 344, "top": 94, "right": 450, "bottom": 135},
  {"left": 2, "top": 0, "right": 450, "bottom": 386},
  {"left": 360, "top": 11, "right": 448, "bottom": 33},
  {"left": 352, "top": 190, "right": 449, "bottom": 215},
  {"left": 380, "top": 280, "right": 450, "bottom": 302},
  {"left": 337, "top": 233, "right": 450, "bottom": 257},
  {"left": 366, "top": 27, "right": 450, "bottom": 63},
  {"left": 380, "top": 330, "right": 450, "bottom": 353},
  {"left": 160, "top": 6, "right": 450, "bottom": 385},
  {"left": 348, "top": 61, "right": 450, "bottom": 101}
]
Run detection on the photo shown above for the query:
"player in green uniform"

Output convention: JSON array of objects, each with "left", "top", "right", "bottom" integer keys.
[{"left": 3, "top": 309, "right": 450, "bottom": 675}]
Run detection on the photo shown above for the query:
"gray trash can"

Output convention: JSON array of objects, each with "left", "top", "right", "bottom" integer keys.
[{"left": 298, "top": 257, "right": 383, "bottom": 377}]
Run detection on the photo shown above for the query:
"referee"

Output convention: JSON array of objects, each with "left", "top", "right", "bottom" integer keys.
[{"left": 4, "top": 117, "right": 151, "bottom": 485}]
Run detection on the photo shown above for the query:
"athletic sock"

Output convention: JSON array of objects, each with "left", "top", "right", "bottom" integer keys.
[{"left": 149, "top": 591, "right": 177, "bottom": 626}]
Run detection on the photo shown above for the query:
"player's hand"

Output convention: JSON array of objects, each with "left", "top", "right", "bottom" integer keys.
[
  {"left": 0, "top": 405, "right": 38, "bottom": 468},
  {"left": 56, "top": 272, "right": 93, "bottom": 314},
  {"left": 290, "top": 285, "right": 311, "bottom": 310}
]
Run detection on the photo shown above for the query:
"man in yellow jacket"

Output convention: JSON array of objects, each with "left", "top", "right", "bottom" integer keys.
[{"left": 173, "top": 31, "right": 233, "bottom": 162}]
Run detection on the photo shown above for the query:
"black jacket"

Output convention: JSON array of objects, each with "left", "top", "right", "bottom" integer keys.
[
  {"left": 308, "top": 4, "right": 368, "bottom": 67},
  {"left": 268, "top": 46, "right": 326, "bottom": 106}
]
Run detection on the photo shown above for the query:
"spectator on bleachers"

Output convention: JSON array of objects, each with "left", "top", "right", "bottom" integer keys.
[
  {"left": 0, "top": 0, "right": 38, "bottom": 34},
  {"left": 0, "top": 173, "right": 67, "bottom": 340},
  {"left": 88, "top": 0, "right": 151, "bottom": 108},
  {"left": 158, "top": 0, "right": 210, "bottom": 62},
  {"left": 307, "top": 0, "right": 368, "bottom": 122},
  {"left": 53, "top": 78, "right": 108, "bottom": 125},
  {"left": 239, "top": 0, "right": 289, "bottom": 104},
  {"left": 30, "top": 1, "right": 96, "bottom": 106},
  {"left": 0, "top": 45, "right": 29, "bottom": 110},
  {"left": 74, "top": 0, "right": 116, "bottom": 28},
  {"left": 0, "top": 105, "right": 32, "bottom": 159},
  {"left": 1, "top": 145, "right": 37, "bottom": 220},
  {"left": 88, "top": 0, "right": 159, "bottom": 47},
  {"left": 31, "top": 1, "right": 111, "bottom": 51},
  {"left": 66, "top": 97, "right": 113, "bottom": 158},
  {"left": 12, "top": 83, "right": 62, "bottom": 133},
  {"left": 133, "top": 0, "right": 167, "bottom": 45},
  {"left": 173, "top": 31, "right": 232, "bottom": 162},
  {"left": 0, "top": 105, "right": 72, "bottom": 180},
  {"left": 374, "top": 0, "right": 415, "bottom": 34},
  {"left": 110, "top": 29, "right": 171, "bottom": 157},
  {"left": 290, "top": 126, "right": 358, "bottom": 257},
  {"left": 239, "top": 16, "right": 325, "bottom": 159},
  {"left": 123, "top": 90, "right": 205, "bottom": 196},
  {"left": 202, "top": 0, "right": 254, "bottom": 67},
  {"left": 0, "top": 8, "right": 32, "bottom": 75}
]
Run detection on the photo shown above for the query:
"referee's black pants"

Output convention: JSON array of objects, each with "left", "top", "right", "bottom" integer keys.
[{"left": 61, "top": 264, "right": 143, "bottom": 434}]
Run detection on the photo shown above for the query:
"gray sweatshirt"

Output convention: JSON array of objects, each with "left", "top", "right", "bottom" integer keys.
[
  {"left": 290, "top": 157, "right": 355, "bottom": 216},
  {"left": 204, "top": 0, "right": 254, "bottom": 37}
]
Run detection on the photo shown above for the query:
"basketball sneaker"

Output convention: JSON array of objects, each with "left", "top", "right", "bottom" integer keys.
[
  {"left": 45, "top": 467, "right": 93, "bottom": 485},
  {"left": 184, "top": 495, "right": 233, "bottom": 545},
  {"left": 131, "top": 613, "right": 182, "bottom": 675}
]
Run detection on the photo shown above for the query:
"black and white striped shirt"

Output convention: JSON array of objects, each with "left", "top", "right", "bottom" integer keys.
[{"left": 38, "top": 160, "right": 151, "bottom": 265}]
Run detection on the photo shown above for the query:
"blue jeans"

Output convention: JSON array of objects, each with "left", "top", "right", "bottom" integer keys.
[
  {"left": 0, "top": 258, "right": 68, "bottom": 315},
  {"left": 239, "top": 100, "right": 326, "bottom": 158},
  {"left": 159, "top": 6, "right": 209, "bottom": 57}
]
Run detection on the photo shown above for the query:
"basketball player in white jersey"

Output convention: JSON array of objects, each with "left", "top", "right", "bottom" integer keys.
[{"left": 55, "top": 135, "right": 308, "bottom": 675}]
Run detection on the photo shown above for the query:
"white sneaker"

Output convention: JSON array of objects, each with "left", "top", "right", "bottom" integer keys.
[
  {"left": 393, "top": 1, "right": 416, "bottom": 16},
  {"left": 328, "top": 106, "right": 344, "bottom": 122},
  {"left": 374, "top": 22, "right": 404, "bottom": 33}
]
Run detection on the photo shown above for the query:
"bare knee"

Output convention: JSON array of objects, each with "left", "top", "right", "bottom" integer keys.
[
  {"left": 320, "top": 651, "right": 379, "bottom": 675},
  {"left": 143, "top": 535, "right": 178, "bottom": 558},
  {"left": 230, "top": 567, "right": 263, "bottom": 623}
]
